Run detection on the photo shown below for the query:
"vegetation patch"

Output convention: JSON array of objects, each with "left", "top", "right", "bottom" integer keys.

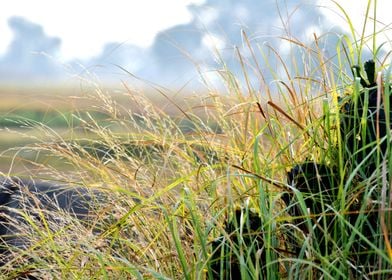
[{"left": 0, "top": 1, "right": 391, "bottom": 279}]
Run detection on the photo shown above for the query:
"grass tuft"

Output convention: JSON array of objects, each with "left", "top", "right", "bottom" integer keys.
[{"left": 0, "top": 1, "right": 391, "bottom": 279}]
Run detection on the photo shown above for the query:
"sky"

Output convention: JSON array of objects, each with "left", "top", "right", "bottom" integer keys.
[
  {"left": 0, "top": 0, "right": 203, "bottom": 60},
  {"left": 0, "top": 0, "right": 391, "bottom": 88}
]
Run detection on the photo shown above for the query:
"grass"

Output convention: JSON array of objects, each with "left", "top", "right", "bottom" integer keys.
[{"left": 0, "top": 0, "right": 391, "bottom": 279}]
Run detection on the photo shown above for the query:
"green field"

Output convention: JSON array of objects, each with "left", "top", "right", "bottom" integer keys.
[{"left": 0, "top": 85, "right": 208, "bottom": 174}]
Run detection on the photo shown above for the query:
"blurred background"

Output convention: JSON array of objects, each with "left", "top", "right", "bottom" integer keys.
[
  {"left": 0, "top": 0, "right": 391, "bottom": 173},
  {"left": 1, "top": 0, "right": 391, "bottom": 89}
]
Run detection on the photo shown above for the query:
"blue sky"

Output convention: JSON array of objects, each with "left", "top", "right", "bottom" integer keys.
[{"left": 0, "top": 0, "right": 391, "bottom": 87}]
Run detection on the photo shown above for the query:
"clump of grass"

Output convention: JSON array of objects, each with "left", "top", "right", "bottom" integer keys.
[{"left": 0, "top": 1, "right": 391, "bottom": 279}]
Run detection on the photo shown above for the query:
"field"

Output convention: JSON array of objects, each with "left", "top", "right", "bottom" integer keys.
[
  {"left": 0, "top": 2, "right": 392, "bottom": 279},
  {"left": 0, "top": 85, "right": 204, "bottom": 174}
]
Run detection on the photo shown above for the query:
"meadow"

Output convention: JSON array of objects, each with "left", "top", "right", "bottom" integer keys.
[{"left": 0, "top": 2, "right": 391, "bottom": 279}]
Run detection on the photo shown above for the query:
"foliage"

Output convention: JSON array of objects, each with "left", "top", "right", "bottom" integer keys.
[{"left": 0, "top": 0, "right": 391, "bottom": 279}]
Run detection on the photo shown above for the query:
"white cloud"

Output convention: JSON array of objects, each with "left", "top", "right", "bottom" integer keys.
[
  {"left": 202, "top": 33, "right": 225, "bottom": 50},
  {"left": 0, "top": 0, "right": 204, "bottom": 60},
  {"left": 318, "top": 0, "right": 392, "bottom": 36}
]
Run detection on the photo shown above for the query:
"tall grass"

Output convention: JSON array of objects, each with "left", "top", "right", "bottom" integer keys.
[{"left": 0, "top": 0, "right": 391, "bottom": 279}]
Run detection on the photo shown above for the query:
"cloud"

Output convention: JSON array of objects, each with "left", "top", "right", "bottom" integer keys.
[
  {"left": 136, "top": 0, "right": 338, "bottom": 87},
  {"left": 67, "top": 42, "right": 151, "bottom": 84},
  {"left": 0, "top": 0, "right": 202, "bottom": 60},
  {"left": 0, "top": 1, "right": 358, "bottom": 87},
  {"left": 0, "top": 17, "right": 62, "bottom": 83}
]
